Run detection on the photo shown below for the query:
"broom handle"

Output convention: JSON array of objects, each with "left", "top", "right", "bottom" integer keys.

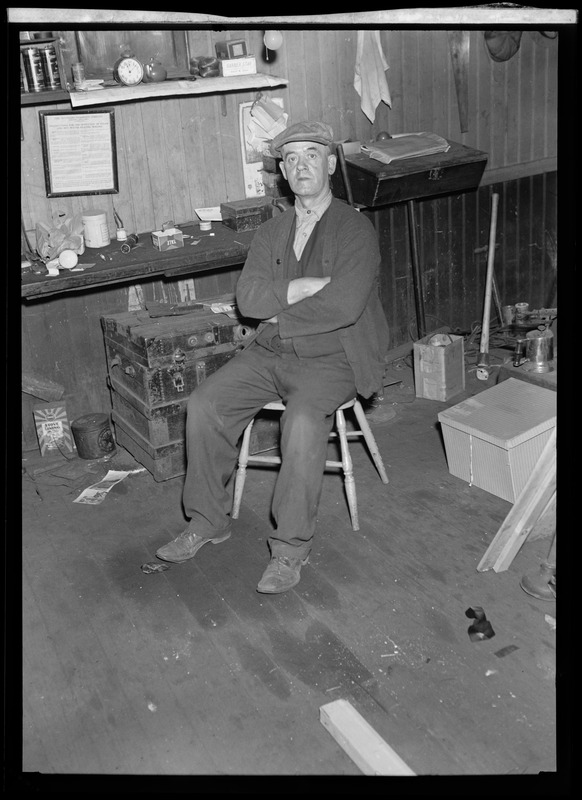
[{"left": 480, "top": 193, "right": 500, "bottom": 356}]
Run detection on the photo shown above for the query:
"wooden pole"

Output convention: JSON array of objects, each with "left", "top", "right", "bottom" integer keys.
[
  {"left": 336, "top": 143, "right": 355, "bottom": 207},
  {"left": 407, "top": 200, "right": 427, "bottom": 339},
  {"left": 477, "top": 192, "right": 500, "bottom": 376}
]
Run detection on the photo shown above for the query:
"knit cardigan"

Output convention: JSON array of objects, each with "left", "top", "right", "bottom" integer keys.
[{"left": 236, "top": 198, "right": 390, "bottom": 398}]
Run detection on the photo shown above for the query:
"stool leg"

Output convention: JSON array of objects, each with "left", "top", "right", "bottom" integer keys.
[
  {"left": 336, "top": 409, "right": 359, "bottom": 531},
  {"left": 232, "top": 419, "right": 254, "bottom": 519},
  {"left": 353, "top": 401, "right": 389, "bottom": 484}
]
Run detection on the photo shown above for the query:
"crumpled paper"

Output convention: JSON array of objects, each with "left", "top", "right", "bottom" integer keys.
[
  {"left": 35, "top": 213, "right": 85, "bottom": 261},
  {"left": 247, "top": 95, "right": 288, "bottom": 155}
]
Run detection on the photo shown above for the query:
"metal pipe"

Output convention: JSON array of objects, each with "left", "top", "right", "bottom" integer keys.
[{"left": 406, "top": 200, "right": 426, "bottom": 339}]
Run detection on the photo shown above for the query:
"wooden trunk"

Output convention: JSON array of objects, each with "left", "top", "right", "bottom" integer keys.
[
  {"left": 101, "top": 306, "right": 254, "bottom": 405},
  {"left": 101, "top": 303, "right": 256, "bottom": 480}
]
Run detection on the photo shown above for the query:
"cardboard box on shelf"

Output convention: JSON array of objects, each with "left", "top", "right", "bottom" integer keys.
[
  {"left": 151, "top": 227, "right": 184, "bottom": 252},
  {"left": 218, "top": 56, "right": 257, "bottom": 77}
]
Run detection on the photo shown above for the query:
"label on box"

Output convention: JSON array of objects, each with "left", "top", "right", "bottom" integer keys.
[{"left": 219, "top": 56, "right": 257, "bottom": 77}]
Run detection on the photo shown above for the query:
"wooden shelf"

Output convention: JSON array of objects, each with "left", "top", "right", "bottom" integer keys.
[
  {"left": 21, "top": 90, "right": 70, "bottom": 105},
  {"left": 68, "top": 73, "right": 288, "bottom": 107}
]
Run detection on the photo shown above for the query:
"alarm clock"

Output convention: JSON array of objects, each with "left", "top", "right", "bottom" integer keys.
[{"left": 113, "top": 54, "right": 144, "bottom": 86}]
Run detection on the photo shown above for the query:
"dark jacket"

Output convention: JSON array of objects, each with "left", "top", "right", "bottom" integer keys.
[{"left": 236, "top": 198, "right": 390, "bottom": 398}]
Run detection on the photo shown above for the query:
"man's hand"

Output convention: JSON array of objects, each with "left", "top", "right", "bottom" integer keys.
[{"left": 287, "top": 276, "right": 330, "bottom": 305}]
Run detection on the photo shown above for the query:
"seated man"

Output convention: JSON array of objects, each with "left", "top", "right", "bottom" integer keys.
[{"left": 156, "top": 120, "right": 390, "bottom": 594}]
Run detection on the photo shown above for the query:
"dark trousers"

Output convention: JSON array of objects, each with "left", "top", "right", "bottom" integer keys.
[{"left": 182, "top": 342, "right": 357, "bottom": 559}]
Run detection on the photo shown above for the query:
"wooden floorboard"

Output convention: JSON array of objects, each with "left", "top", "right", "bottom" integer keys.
[{"left": 18, "top": 366, "right": 558, "bottom": 779}]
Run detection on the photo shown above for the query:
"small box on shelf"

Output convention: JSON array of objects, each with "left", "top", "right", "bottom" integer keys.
[
  {"left": 220, "top": 197, "right": 274, "bottom": 231},
  {"left": 215, "top": 39, "right": 248, "bottom": 60},
  {"left": 218, "top": 56, "right": 257, "bottom": 78},
  {"left": 151, "top": 227, "right": 184, "bottom": 251}
]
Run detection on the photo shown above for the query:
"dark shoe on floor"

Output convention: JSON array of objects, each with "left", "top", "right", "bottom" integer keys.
[
  {"left": 156, "top": 526, "right": 231, "bottom": 563},
  {"left": 256, "top": 555, "right": 309, "bottom": 594}
]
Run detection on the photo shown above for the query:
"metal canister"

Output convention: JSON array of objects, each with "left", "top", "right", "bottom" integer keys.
[
  {"left": 501, "top": 305, "right": 515, "bottom": 326},
  {"left": 514, "top": 302, "right": 529, "bottom": 324},
  {"left": 40, "top": 44, "right": 61, "bottom": 90},
  {"left": 72, "top": 62, "right": 85, "bottom": 85},
  {"left": 71, "top": 413, "right": 116, "bottom": 459},
  {"left": 22, "top": 46, "right": 45, "bottom": 92},
  {"left": 120, "top": 233, "right": 139, "bottom": 254}
]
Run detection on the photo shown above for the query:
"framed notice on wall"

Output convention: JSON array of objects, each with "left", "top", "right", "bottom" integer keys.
[{"left": 39, "top": 109, "right": 119, "bottom": 198}]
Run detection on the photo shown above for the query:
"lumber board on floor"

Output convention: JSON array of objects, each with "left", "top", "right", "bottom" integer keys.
[
  {"left": 320, "top": 699, "right": 416, "bottom": 776},
  {"left": 477, "top": 429, "right": 557, "bottom": 572}
]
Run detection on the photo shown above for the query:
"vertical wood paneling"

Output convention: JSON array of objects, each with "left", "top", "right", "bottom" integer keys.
[
  {"left": 463, "top": 189, "right": 480, "bottom": 326},
  {"left": 20, "top": 28, "right": 558, "bottom": 244},
  {"left": 401, "top": 30, "right": 420, "bottom": 132},
  {"left": 335, "top": 29, "right": 356, "bottom": 140},
  {"left": 433, "top": 32, "right": 450, "bottom": 140},
  {"left": 474, "top": 31, "right": 488, "bottom": 156},
  {"left": 319, "top": 29, "right": 341, "bottom": 137},
  {"left": 418, "top": 31, "right": 435, "bottom": 133},
  {"left": 20, "top": 27, "right": 558, "bottom": 449},
  {"left": 518, "top": 35, "right": 534, "bottom": 163},
  {"left": 284, "top": 30, "right": 308, "bottom": 124}
]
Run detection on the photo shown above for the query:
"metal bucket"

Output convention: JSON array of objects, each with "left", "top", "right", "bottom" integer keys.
[{"left": 71, "top": 412, "right": 116, "bottom": 459}]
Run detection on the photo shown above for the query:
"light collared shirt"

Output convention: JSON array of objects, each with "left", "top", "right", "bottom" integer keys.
[{"left": 293, "top": 188, "right": 333, "bottom": 260}]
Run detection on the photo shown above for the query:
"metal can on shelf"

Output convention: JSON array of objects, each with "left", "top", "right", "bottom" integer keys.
[
  {"left": 72, "top": 62, "right": 85, "bottom": 85},
  {"left": 39, "top": 44, "right": 61, "bottom": 90},
  {"left": 22, "top": 47, "right": 46, "bottom": 92}
]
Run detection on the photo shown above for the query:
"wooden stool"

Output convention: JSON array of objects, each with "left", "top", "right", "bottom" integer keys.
[{"left": 232, "top": 398, "right": 389, "bottom": 531}]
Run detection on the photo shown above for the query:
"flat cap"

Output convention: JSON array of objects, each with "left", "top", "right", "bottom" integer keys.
[{"left": 270, "top": 121, "right": 334, "bottom": 156}]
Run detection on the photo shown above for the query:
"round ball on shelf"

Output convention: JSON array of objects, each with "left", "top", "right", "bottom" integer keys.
[
  {"left": 263, "top": 30, "right": 283, "bottom": 50},
  {"left": 58, "top": 249, "right": 78, "bottom": 269},
  {"left": 376, "top": 131, "right": 392, "bottom": 141}
]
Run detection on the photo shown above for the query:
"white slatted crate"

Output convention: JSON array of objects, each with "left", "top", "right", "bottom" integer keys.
[{"left": 437, "top": 378, "right": 556, "bottom": 502}]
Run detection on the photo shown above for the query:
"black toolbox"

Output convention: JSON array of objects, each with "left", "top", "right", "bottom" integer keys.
[{"left": 331, "top": 140, "right": 488, "bottom": 207}]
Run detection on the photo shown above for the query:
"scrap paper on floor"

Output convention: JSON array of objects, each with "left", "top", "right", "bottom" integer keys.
[{"left": 73, "top": 468, "right": 145, "bottom": 505}]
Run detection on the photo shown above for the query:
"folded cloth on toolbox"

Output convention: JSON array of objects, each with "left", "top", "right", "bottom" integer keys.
[{"left": 360, "top": 132, "right": 450, "bottom": 165}]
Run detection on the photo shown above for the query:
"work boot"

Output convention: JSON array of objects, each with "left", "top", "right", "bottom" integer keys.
[
  {"left": 256, "top": 555, "right": 309, "bottom": 594},
  {"left": 156, "top": 525, "right": 231, "bottom": 563}
]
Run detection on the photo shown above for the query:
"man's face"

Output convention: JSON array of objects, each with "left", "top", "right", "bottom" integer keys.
[{"left": 279, "top": 141, "right": 337, "bottom": 201}]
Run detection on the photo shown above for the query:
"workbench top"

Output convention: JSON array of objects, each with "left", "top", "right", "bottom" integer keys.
[{"left": 21, "top": 222, "right": 256, "bottom": 300}]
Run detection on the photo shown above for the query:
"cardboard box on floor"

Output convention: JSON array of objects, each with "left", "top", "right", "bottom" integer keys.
[
  {"left": 414, "top": 331, "right": 465, "bottom": 401},
  {"left": 438, "top": 377, "right": 556, "bottom": 503}
]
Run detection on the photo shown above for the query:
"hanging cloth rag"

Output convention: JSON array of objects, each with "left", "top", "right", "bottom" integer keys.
[{"left": 354, "top": 30, "right": 392, "bottom": 123}]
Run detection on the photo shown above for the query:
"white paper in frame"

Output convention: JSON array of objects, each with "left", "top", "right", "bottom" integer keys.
[{"left": 39, "top": 109, "right": 119, "bottom": 198}]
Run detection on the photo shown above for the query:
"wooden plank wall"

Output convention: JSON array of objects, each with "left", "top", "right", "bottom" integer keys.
[
  {"left": 20, "top": 28, "right": 558, "bottom": 450},
  {"left": 370, "top": 171, "right": 557, "bottom": 347}
]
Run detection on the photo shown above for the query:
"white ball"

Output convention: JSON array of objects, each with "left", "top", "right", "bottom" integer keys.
[
  {"left": 264, "top": 30, "right": 283, "bottom": 50},
  {"left": 58, "top": 249, "right": 78, "bottom": 269}
]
